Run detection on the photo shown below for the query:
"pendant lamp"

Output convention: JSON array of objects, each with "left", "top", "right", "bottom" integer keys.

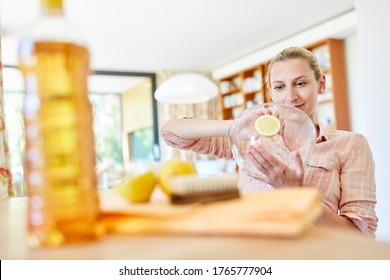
[{"left": 154, "top": 72, "right": 218, "bottom": 104}]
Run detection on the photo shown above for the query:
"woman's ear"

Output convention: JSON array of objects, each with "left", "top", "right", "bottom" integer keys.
[{"left": 318, "top": 74, "right": 326, "bottom": 94}]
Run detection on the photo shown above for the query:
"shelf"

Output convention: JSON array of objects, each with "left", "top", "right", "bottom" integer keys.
[
  {"left": 221, "top": 88, "right": 240, "bottom": 96},
  {"left": 307, "top": 38, "right": 349, "bottom": 130},
  {"left": 223, "top": 104, "right": 243, "bottom": 110},
  {"left": 218, "top": 65, "right": 266, "bottom": 120},
  {"left": 242, "top": 89, "right": 262, "bottom": 96},
  {"left": 318, "top": 97, "right": 333, "bottom": 104}
]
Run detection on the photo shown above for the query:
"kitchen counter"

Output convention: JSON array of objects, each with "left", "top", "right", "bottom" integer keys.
[{"left": 1, "top": 192, "right": 389, "bottom": 260}]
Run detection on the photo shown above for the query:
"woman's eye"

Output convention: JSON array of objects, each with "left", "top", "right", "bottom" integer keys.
[
  {"left": 296, "top": 81, "right": 307, "bottom": 87},
  {"left": 273, "top": 85, "right": 283, "bottom": 90}
]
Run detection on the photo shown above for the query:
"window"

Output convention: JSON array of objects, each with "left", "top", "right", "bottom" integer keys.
[
  {"left": 3, "top": 67, "right": 159, "bottom": 194},
  {"left": 3, "top": 88, "right": 123, "bottom": 194},
  {"left": 128, "top": 127, "right": 154, "bottom": 161}
]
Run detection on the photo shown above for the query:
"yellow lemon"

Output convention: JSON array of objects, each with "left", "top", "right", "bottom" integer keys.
[
  {"left": 159, "top": 159, "right": 197, "bottom": 196},
  {"left": 115, "top": 171, "right": 155, "bottom": 203},
  {"left": 255, "top": 115, "right": 281, "bottom": 137}
]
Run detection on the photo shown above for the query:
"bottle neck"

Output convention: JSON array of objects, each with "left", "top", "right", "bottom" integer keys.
[
  {"left": 23, "top": 0, "right": 87, "bottom": 48},
  {"left": 40, "top": 0, "right": 64, "bottom": 16}
]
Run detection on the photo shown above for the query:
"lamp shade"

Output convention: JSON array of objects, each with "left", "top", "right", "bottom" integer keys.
[{"left": 154, "top": 73, "right": 218, "bottom": 104}]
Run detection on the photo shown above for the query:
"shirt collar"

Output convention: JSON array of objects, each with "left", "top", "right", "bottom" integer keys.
[{"left": 316, "top": 123, "right": 330, "bottom": 143}]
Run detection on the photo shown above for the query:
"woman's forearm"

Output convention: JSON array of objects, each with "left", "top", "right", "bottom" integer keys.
[
  {"left": 316, "top": 206, "right": 361, "bottom": 233},
  {"left": 160, "top": 119, "right": 233, "bottom": 139}
]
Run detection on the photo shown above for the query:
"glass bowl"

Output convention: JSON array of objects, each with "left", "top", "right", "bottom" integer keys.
[{"left": 228, "top": 103, "right": 316, "bottom": 180}]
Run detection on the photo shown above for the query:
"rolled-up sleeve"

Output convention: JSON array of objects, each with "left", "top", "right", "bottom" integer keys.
[
  {"left": 160, "top": 131, "right": 233, "bottom": 159},
  {"left": 339, "top": 134, "right": 377, "bottom": 237}
]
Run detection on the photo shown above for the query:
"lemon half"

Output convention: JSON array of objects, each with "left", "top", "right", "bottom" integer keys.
[
  {"left": 115, "top": 171, "right": 155, "bottom": 203},
  {"left": 158, "top": 159, "right": 197, "bottom": 196},
  {"left": 255, "top": 115, "right": 281, "bottom": 137}
]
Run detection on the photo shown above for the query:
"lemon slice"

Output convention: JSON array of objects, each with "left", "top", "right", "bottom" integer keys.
[{"left": 255, "top": 115, "right": 281, "bottom": 137}]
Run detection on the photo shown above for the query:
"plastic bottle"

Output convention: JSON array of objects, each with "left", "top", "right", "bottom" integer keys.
[{"left": 18, "top": 0, "right": 103, "bottom": 247}]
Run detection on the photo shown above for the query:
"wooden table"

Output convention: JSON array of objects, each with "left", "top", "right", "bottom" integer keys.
[{"left": 1, "top": 195, "right": 390, "bottom": 260}]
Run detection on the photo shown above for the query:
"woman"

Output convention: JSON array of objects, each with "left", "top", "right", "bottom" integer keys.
[{"left": 160, "top": 47, "right": 377, "bottom": 236}]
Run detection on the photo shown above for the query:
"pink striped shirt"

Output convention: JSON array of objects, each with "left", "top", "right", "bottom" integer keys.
[{"left": 161, "top": 126, "right": 378, "bottom": 236}]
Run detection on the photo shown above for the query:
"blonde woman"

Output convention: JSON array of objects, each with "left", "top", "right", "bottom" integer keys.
[{"left": 160, "top": 47, "right": 377, "bottom": 237}]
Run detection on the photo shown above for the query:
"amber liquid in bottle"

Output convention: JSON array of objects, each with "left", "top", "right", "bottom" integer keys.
[{"left": 20, "top": 41, "right": 103, "bottom": 247}]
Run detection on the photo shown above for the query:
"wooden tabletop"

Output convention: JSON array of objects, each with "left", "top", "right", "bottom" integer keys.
[{"left": 1, "top": 195, "right": 390, "bottom": 260}]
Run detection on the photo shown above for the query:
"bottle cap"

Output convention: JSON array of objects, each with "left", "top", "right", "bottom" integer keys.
[{"left": 41, "top": 0, "right": 63, "bottom": 10}]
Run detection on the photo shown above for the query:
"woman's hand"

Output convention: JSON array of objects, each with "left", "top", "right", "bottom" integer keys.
[{"left": 245, "top": 144, "right": 304, "bottom": 188}]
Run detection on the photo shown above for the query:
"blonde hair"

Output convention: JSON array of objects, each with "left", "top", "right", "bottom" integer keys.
[{"left": 265, "top": 47, "right": 322, "bottom": 89}]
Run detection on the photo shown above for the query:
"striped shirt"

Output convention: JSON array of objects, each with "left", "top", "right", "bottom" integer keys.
[{"left": 161, "top": 126, "right": 378, "bottom": 236}]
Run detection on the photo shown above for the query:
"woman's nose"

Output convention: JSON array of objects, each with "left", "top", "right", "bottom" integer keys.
[{"left": 285, "top": 87, "right": 298, "bottom": 102}]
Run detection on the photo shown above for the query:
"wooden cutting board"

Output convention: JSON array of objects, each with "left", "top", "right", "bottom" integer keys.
[{"left": 99, "top": 187, "right": 322, "bottom": 238}]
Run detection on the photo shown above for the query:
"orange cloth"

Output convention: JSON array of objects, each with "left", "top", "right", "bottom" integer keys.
[{"left": 101, "top": 188, "right": 322, "bottom": 238}]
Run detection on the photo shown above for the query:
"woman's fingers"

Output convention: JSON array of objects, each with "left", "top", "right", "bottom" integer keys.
[
  {"left": 247, "top": 144, "right": 304, "bottom": 187},
  {"left": 250, "top": 144, "right": 282, "bottom": 169},
  {"left": 247, "top": 152, "right": 269, "bottom": 177},
  {"left": 248, "top": 145, "right": 286, "bottom": 185},
  {"left": 242, "top": 165, "right": 268, "bottom": 181},
  {"left": 248, "top": 146, "right": 274, "bottom": 170},
  {"left": 247, "top": 152, "right": 281, "bottom": 184}
]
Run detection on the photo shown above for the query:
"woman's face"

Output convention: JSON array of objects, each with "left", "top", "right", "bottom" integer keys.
[{"left": 269, "top": 58, "right": 325, "bottom": 121}]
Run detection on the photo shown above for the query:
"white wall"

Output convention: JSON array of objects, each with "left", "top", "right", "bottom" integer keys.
[
  {"left": 344, "top": 34, "right": 366, "bottom": 134},
  {"left": 355, "top": 0, "right": 390, "bottom": 241},
  {"left": 212, "top": 10, "right": 357, "bottom": 80}
]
